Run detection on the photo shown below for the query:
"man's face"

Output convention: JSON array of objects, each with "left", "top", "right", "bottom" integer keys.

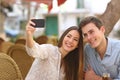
[{"left": 81, "top": 23, "right": 105, "bottom": 48}]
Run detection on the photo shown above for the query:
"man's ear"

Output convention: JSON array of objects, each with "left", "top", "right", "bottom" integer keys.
[{"left": 100, "top": 26, "right": 105, "bottom": 33}]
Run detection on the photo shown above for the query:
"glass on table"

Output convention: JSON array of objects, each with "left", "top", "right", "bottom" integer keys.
[{"left": 102, "top": 73, "right": 110, "bottom": 80}]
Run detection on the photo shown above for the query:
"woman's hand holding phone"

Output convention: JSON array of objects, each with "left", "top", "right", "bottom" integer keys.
[
  {"left": 26, "top": 19, "right": 36, "bottom": 36},
  {"left": 31, "top": 19, "right": 45, "bottom": 28}
]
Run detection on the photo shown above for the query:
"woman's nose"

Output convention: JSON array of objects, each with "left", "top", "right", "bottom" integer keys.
[{"left": 69, "top": 38, "right": 73, "bottom": 42}]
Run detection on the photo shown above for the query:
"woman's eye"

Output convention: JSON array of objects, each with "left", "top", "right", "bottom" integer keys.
[
  {"left": 67, "top": 35, "right": 71, "bottom": 38},
  {"left": 74, "top": 38, "right": 79, "bottom": 41}
]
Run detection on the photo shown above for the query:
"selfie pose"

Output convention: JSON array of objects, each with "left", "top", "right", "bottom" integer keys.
[
  {"left": 25, "top": 19, "right": 84, "bottom": 80},
  {"left": 79, "top": 16, "right": 120, "bottom": 80}
]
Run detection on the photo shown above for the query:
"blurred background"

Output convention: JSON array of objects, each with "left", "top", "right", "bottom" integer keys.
[
  {"left": 0, "top": 0, "right": 120, "bottom": 79},
  {"left": 0, "top": 0, "right": 120, "bottom": 42}
]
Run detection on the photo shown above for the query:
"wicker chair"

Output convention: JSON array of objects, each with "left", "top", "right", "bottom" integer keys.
[
  {"left": 0, "top": 41, "right": 14, "bottom": 53},
  {"left": 0, "top": 37, "right": 5, "bottom": 51},
  {"left": 15, "top": 38, "right": 26, "bottom": 45},
  {"left": 35, "top": 35, "right": 48, "bottom": 44},
  {"left": 47, "top": 36, "right": 58, "bottom": 46},
  {"left": 0, "top": 53, "right": 23, "bottom": 80},
  {"left": 7, "top": 44, "right": 34, "bottom": 79}
]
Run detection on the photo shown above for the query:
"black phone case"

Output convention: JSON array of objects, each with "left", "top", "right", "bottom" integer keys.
[{"left": 31, "top": 19, "right": 45, "bottom": 28}]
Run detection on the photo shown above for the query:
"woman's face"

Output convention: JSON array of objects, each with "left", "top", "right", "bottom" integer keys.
[{"left": 61, "top": 30, "right": 80, "bottom": 54}]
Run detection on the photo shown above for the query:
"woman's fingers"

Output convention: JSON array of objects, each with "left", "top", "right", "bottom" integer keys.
[{"left": 26, "top": 19, "right": 36, "bottom": 35}]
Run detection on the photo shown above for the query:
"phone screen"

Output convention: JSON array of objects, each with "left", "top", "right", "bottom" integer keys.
[{"left": 31, "top": 19, "right": 45, "bottom": 28}]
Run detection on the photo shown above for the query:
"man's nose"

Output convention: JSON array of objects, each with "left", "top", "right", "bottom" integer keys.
[{"left": 86, "top": 34, "right": 92, "bottom": 40}]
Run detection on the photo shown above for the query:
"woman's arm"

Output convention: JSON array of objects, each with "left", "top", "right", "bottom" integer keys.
[
  {"left": 26, "top": 19, "right": 36, "bottom": 48},
  {"left": 25, "top": 19, "right": 49, "bottom": 59}
]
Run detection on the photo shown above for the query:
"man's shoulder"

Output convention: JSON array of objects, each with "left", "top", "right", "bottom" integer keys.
[
  {"left": 108, "top": 38, "right": 120, "bottom": 48},
  {"left": 108, "top": 38, "right": 120, "bottom": 44}
]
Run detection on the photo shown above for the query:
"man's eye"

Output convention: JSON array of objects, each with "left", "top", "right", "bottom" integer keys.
[{"left": 89, "top": 31, "right": 94, "bottom": 34}]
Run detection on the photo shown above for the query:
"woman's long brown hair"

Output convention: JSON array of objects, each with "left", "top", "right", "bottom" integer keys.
[{"left": 58, "top": 26, "right": 84, "bottom": 80}]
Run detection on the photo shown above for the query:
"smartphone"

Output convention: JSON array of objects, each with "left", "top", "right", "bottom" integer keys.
[{"left": 31, "top": 19, "right": 45, "bottom": 28}]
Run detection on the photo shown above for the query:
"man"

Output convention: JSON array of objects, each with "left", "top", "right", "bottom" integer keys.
[{"left": 79, "top": 16, "right": 120, "bottom": 80}]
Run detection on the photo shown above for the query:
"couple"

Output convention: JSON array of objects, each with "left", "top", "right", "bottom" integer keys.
[{"left": 25, "top": 16, "right": 120, "bottom": 80}]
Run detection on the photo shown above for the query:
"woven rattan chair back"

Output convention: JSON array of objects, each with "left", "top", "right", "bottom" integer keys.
[
  {"left": 0, "top": 41, "right": 14, "bottom": 53},
  {"left": 35, "top": 35, "right": 48, "bottom": 44},
  {"left": 7, "top": 44, "right": 34, "bottom": 79},
  {"left": 0, "top": 53, "right": 23, "bottom": 80},
  {"left": 15, "top": 38, "right": 26, "bottom": 45},
  {"left": 0, "top": 37, "right": 5, "bottom": 51}
]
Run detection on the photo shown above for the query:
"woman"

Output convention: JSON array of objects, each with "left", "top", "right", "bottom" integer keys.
[{"left": 25, "top": 19, "right": 84, "bottom": 80}]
